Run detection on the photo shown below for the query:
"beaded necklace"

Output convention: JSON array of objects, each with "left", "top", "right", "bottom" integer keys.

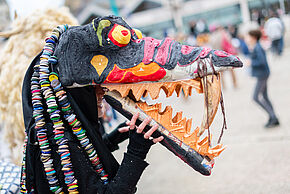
[{"left": 21, "top": 24, "right": 109, "bottom": 194}]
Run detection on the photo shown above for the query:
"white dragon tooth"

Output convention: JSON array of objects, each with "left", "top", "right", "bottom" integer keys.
[{"left": 160, "top": 103, "right": 167, "bottom": 113}]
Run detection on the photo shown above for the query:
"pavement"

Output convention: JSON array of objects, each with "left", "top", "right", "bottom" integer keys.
[{"left": 113, "top": 47, "right": 290, "bottom": 194}]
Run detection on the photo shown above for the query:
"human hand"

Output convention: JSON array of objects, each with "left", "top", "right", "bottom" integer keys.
[
  {"left": 118, "top": 122, "right": 130, "bottom": 133},
  {"left": 126, "top": 112, "right": 164, "bottom": 160},
  {"left": 128, "top": 112, "right": 164, "bottom": 144}
]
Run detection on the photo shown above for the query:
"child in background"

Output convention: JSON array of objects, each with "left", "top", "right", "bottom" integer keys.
[{"left": 245, "top": 29, "right": 279, "bottom": 128}]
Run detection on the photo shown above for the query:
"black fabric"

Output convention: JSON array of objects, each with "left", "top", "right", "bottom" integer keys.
[
  {"left": 98, "top": 118, "right": 106, "bottom": 136},
  {"left": 99, "top": 153, "right": 148, "bottom": 194},
  {"left": 102, "top": 123, "right": 154, "bottom": 159},
  {"left": 127, "top": 130, "right": 154, "bottom": 160},
  {"left": 21, "top": 56, "right": 151, "bottom": 193},
  {"left": 102, "top": 122, "right": 129, "bottom": 152}
]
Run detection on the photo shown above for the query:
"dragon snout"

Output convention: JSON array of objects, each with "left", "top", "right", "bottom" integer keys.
[
  {"left": 144, "top": 38, "right": 243, "bottom": 78},
  {"left": 211, "top": 50, "right": 243, "bottom": 68}
]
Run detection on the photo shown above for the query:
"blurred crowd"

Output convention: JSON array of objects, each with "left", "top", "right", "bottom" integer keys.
[
  {"left": 173, "top": 8, "right": 285, "bottom": 58},
  {"left": 167, "top": 7, "right": 285, "bottom": 128}
]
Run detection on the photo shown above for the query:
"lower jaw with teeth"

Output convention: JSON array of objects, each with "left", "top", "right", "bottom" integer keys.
[{"left": 102, "top": 74, "right": 225, "bottom": 175}]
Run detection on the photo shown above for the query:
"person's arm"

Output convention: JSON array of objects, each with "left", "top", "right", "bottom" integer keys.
[
  {"left": 99, "top": 113, "right": 164, "bottom": 194},
  {"left": 102, "top": 122, "right": 129, "bottom": 152}
]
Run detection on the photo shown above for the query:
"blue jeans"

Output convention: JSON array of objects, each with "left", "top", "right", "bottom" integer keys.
[
  {"left": 253, "top": 76, "right": 277, "bottom": 119},
  {"left": 271, "top": 38, "right": 283, "bottom": 55}
]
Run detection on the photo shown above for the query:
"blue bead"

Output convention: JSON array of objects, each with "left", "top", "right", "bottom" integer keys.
[
  {"left": 51, "top": 35, "right": 58, "bottom": 42},
  {"left": 45, "top": 39, "right": 55, "bottom": 44},
  {"left": 48, "top": 58, "right": 58, "bottom": 64}
]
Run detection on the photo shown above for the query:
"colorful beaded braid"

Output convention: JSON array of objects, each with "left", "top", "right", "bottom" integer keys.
[
  {"left": 49, "top": 71, "right": 109, "bottom": 184},
  {"left": 39, "top": 25, "right": 79, "bottom": 193},
  {"left": 22, "top": 24, "right": 109, "bottom": 193},
  {"left": 30, "top": 56, "right": 64, "bottom": 193}
]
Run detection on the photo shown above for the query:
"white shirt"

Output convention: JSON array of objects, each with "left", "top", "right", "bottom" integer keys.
[{"left": 264, "top": 17, "right": 283, "bottom": 40}]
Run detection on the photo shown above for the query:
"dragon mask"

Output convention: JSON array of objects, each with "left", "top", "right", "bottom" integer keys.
[
  {"left": 54, "top": 15, "right": 241, "bottom": 172},
  {"left": 22, "top": 15, "right": 242, "bottom": 193}
]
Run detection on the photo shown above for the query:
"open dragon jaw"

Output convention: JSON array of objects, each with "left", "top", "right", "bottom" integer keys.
[
  {"left": 29, "top": 15, "right": 243, "bottom": 182},
  {"left": 53, "top": 15, "right": 242, "bottom": 175}
]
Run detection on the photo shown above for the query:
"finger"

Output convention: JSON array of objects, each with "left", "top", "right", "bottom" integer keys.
[
  {"left": 129, "top": 112, "right": 139, "bottom": 129},
  {"left": 126, "top": 121, "right": 130, "bottom": 126},
  {"left": 118, "top": 126, "right": 130, "bottom": 133},
  {"left": 144, "top": 124, "right": 158, "bottom": 139},
  {"left": 153, "top": 136, "right": 164, "bottom": 144},
  {"left": 136, "top": 116, "right": 152, "bottom": 133}
]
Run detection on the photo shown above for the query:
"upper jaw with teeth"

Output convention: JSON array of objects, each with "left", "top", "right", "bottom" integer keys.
[
  {"left": 102, "top": 71, "right": 226, "bottom": 160},
  {"left": 101, "top": 52, "right": 242, "bottom": 160}
]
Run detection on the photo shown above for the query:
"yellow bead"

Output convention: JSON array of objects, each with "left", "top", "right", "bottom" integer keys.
[{"left": 49, "top": 74, "right": 58, "bottom": 82}]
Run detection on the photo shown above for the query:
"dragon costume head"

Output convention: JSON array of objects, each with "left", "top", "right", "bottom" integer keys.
[
  {"left": 54, "top": 16, "right": 241, "bottom": 86},
  {"left": 21, "top": 15, "right": 242, "bottom": 193},
  {"left": 53, "top": 15, "right": 241, "bottom": 171}
]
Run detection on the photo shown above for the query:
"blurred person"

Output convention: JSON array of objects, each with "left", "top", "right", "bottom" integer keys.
[
  {"left": 186, "top": 21, "right": 197, "bottom": 46},
  {"left": 209, "top": 26, "right": 238, "bottom": 89},
  {"left": 189, "top": 20, "right": 198, "bottom": 37},
  {"left": 196, "top": 33, "right": 209, "bottom": 46},
  {"left": 245, "top": 29, "right": 279, "bottom": 128},
  {"left": 251, "top": 9, "right": 265, "bottom": 26},
  {"left": 228, "top": 25, "right": 238, "bottom": 39},
  {"left": 195, "top": 20, "right": 210, "bottom": 46},
  {"left": 195, "top": 19, "right": 209, "bottom": 34},
  {"left": 237, "top": 35, "right": 250, "bottom": 57},
  {"left": 189, "top": 19, "right": 210, "bottom": 46},
  {"left": 264, "top": 11, "right": 284, "bottom": 55}
]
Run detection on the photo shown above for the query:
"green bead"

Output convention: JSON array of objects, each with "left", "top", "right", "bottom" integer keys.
[
  {"left": 54, "top": 135, "right": 64, "bottom": 140},
  {"left": 62, "top": 107, "right": 71, "bottom": 112}
]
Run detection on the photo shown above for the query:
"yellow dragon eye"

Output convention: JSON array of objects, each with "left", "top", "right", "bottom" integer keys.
[
  {"left": 108, "top": 24, "right": 131, "bottom": 47},
  {"left": 133, "top": 28, "right": 143, "bottom": 39}
]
